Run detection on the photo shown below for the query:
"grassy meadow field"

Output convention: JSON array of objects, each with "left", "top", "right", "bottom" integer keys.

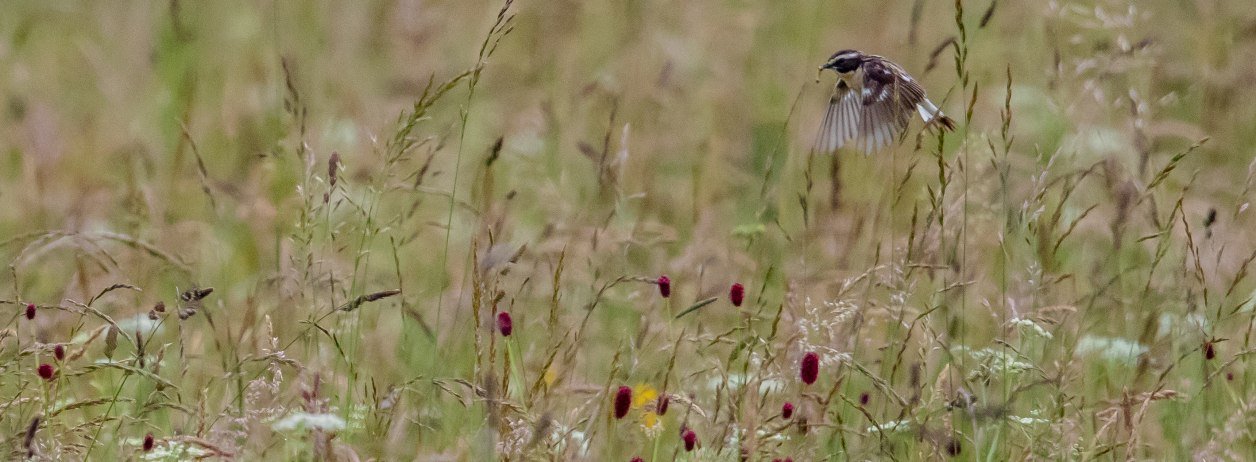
[{"left": 3, "top": 0, "right": 1256, "bottom": 460}]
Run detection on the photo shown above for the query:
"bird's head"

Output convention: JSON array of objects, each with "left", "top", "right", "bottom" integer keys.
[{"left": 820, "top": 49, "right": 864, "bottom": 74}]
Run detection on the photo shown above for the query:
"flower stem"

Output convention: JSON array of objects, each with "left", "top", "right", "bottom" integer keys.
[{"left": 506, "top": 337, "right": 527, "bottom": 403}]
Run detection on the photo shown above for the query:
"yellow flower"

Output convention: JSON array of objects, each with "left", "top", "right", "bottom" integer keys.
[
  {"left": 631, "top": 384, "right": 664, "bottom": 435},
  {"left": 631, "top": 384, "right": 658, "bottom": 409},
  {"left": 640, "top": 411, "right": 662, "bottom": 436}
]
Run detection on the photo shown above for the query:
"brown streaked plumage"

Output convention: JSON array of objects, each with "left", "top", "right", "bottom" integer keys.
[{"left": 815, "top": 49, "right": 955, "bottom": 155}]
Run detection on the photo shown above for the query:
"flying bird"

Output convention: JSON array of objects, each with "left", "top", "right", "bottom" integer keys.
[{"left": 815, "top": 49, "right": 955, "bottom": 154}]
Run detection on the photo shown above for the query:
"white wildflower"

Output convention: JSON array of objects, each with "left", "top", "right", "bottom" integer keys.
[
  {"left": 1156, "top": 313, "right": 1209, "bottom": 339},
  {"left": 952, "top": 345, "right": 1035, "bottom": 380},
  {"left": 707, "top": 375, "right": 788, "bottom": 395},
  {"left": 1011, "top": 318, "right": 1053, "bottom": 339},
  {"left": 866, "top": 420, "right": 911, "bottom": 433},
  {"left": 1008, "top": 415, "right": 1051, "bottom": 425},
  {"left": 271, "top": 412, "right": 346, "bottom": 432},
  {"left": 549, "top": 422, "right": 589, "bottom": 457},
  {"left": 1075, "top": 335, "right": 1146, "bottom": 365},
  {"left": 495, "top": 417, "right": 531, "bottom": 457},
  {"left": 140, "top": 439, "right": 211, "bottom": 461}
]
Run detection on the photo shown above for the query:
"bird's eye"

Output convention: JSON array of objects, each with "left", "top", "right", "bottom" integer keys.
[{"left": 833, "top": 58, "right": 859, "bottom": 73}]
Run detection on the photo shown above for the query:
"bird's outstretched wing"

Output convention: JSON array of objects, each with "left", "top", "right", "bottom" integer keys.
[
  {"left": 815, "top": 58, "right": 934, "bottom": 155},
  {"left": 814, "top": 80, "right": 862, "bottom": 154}
]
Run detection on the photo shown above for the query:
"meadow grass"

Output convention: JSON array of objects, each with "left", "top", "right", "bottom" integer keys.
[{"left": 1, "top": 0, "right": 1255, "bottom": 460}]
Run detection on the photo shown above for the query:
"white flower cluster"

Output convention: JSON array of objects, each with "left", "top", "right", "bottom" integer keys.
[
  {"left": 270, "top": 412, "right": 347, "bottom": 432},
  {"left": 865, "top": 419, "right": 912, "bottom": 434},
  {"left": 952, "top": 345, "right": 1035, "bottom": 381},
  {"left": 1075, "top": 335, "right": 1146, "bottom": 365},
  {"left": 1011, "top": 318, "right": 1053, "bottom": 339}
]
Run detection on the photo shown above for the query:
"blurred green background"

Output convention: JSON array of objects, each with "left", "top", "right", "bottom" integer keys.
[{"left": 2, "top": 0, "right": 1255, "bottom": 459}]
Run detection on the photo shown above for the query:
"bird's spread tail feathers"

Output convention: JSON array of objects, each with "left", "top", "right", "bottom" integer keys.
[{"left": 916, "top": 99, "right": 956, "bottom": 132}]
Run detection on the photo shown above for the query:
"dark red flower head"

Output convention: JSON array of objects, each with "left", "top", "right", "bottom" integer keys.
[
  {"left": 614, "top": 386, "right": 632, "bottom": 419},
  {"left": 729, "top": 283, "right": 745, "bottom": 307},
  {"left": 859, "top": 392, "right": 870, "bottom": 406},
  {"left": 630, "top": 458, "right": 643, "bottom": 462},
  {"left": 781, "top": 401, "right": 795, "bottom": 419},
  {"left": 25, "top": 303, "right": 36, "bottom": 320},
  {"left": 656, "top": 394, "right": 670, "bottom": 416},
  {"left": 1204, "top": 341, "right": 1216, "bottom": 360},
  {"left": 945, "top": 438, "right": 962, "bottom": 456},
  {"left": 657, "top": 276, "right": 671, "bottom": 298},
  {"left": 800, "top": 352, "right": 819, "bottom": 385},
  {"left": 54, "top": 344, "right": 65, "bottom": 362},
  {"left": 143, "top": 433, "right": 155, "bottom": 452},
  {"left": 37, "top": 363, "right": 55, "bottom": 381},
  {"left": 497, "top": 312, "right": 513, "bottom": 337},
  {"left": 682, "top": 428, "right": 697, "bottom": 451}
]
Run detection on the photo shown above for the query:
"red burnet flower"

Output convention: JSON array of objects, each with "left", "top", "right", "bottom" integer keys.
[
  {"left": 781, "top": 401, "right": 795, "bottom": 419},
  {"left": 143, "top": 433, "right": 155, "bottom": 452},
  {"left": 25, "top": 303, "right": 36, "bottom": 320},
  {"left": 681, "top": 428, "right": 697, "bottom": 452},
  {"left": 630, "top": 458, "right": 643, "bottom": 462},
  {"left": 657, "top": 275, "right": 671, "bottom": 298},
  {"left": 37, "top": 363, "right": 55, "bottom": 381},
  {"left": 613, "top": 386, "right": 632, "bottom": 419},
  {"left": 1203, "top": 341, "right": 1216, "bottom": 360},
  {"left": 859, "top": 392, "right": 870, "bottom": 406},
  {"left": 800, "top": 352, "right": 819, "bottom": 385},
  {"left": 729, "top": 283, "right": 745, "bottom": 307},
  {"left": 656, "top": 394, "right": 670, "bottom": 416},
  {"left": 496, "top": 312, "right": 513, "bottom": 337},
  {"left": 54, "top": 344, "right": 66, "bottom": 362}
]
